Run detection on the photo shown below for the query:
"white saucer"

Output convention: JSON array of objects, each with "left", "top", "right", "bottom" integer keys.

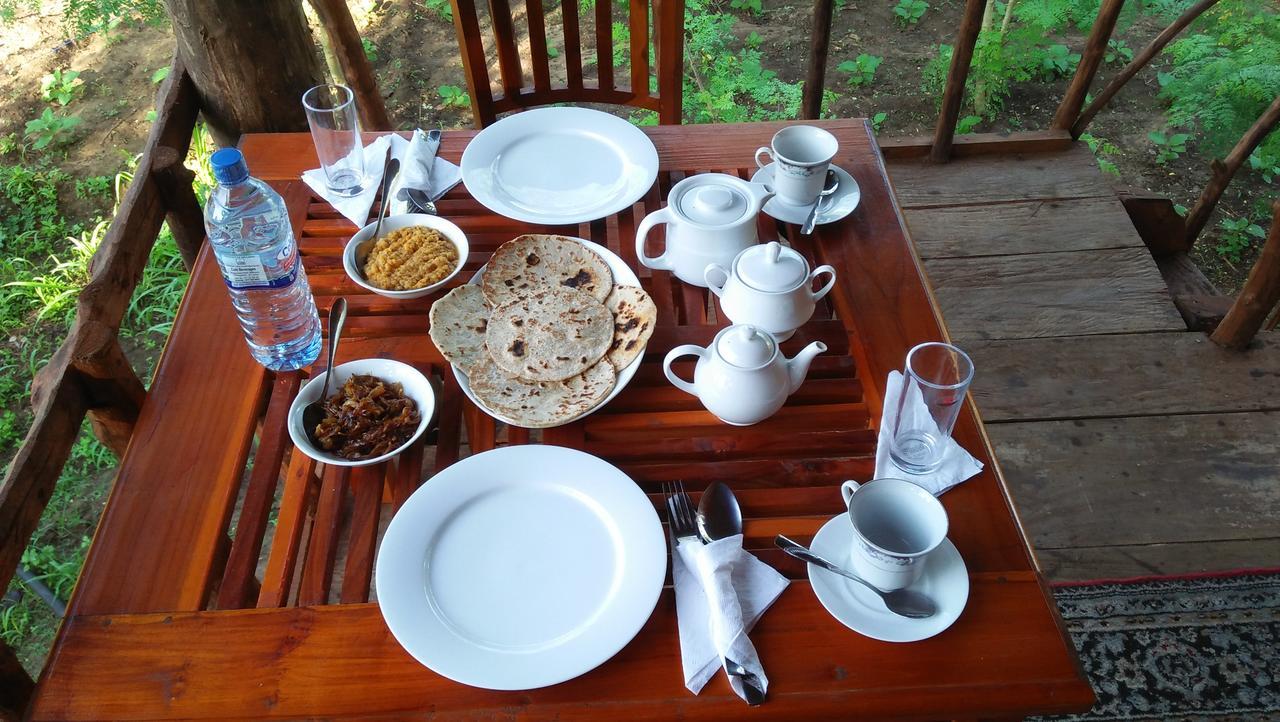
[
  {"left": 807, "top": 514, "right": 968, "bottom": 642},
  {"left": 751, "top": 163, "right": 861, "bottom": 226}
]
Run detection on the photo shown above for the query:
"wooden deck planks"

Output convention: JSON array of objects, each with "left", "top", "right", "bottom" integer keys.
[
  {"left": 1036, "top": 539, "right": 1280, "bottom": 582},
  {"left": 905, "top": 197, "right": 1144, "bottom": 259},
  {"left": 886, "top": 145, "right": 1111, "bottom": 209}
]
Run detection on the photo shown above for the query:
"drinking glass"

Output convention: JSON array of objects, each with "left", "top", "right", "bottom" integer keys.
[
  {"left": 302, "top": 84, "right": 366, "bottom": 197},
  {"left": 888, "top": 342, "right": 974, "bottom": 474}
]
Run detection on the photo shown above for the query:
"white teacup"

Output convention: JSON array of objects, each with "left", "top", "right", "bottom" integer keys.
[
  {"left": 754, "top": 126, "right": 839, "bottom": 205},
  {"left": 840, "top": 478, "right": 948, "bottom": 591}
]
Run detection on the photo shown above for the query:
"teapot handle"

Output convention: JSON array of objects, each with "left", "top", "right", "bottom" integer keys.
[
  {"left": 663, "top": 344, "right": 708, "bottom": 396},
  {"left": 704, "top": 263, "right": 731, "bottom": 298},
  {"left": 809, "top": 264, "right": 837, "bottom": 301},
  {"left": 635, "top": 207, "right": 675, "bottom": 271}
]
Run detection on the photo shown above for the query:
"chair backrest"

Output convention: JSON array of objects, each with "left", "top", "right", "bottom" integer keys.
[{"left": 448, "top": 0, "right": 684, "bottom": 127}]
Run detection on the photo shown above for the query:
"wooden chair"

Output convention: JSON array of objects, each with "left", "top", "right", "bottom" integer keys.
[{"left": 447, "top": 0, "right": 684, "bottom": 127}]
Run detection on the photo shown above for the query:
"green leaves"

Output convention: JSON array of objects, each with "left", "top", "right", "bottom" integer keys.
[
  {"left": 24, "top": 109, "right": 81, "bottom": 150},
  {"left": 729, "top": 0, "right": 763, "bottom": 15},
  {"left": 956, "top": 115, "right": 982, "bottom": 134},
  {"left": 683, "top": 0, "right": 802, "bottom": 123},
  {"left": 1216, "top": 216, "right": 1268, "bottom": 264},
  {"left": 1039, "top": 43, "right": 1080, "bottom": 78},
  {"left": 1147, "top": 130, "right": 1190, "bottom": 164},
  {"left": 40, "top": 69, "right": 83, "bottom": 107},
  {"left": 893, "top": 0, "right": 928, "bottom": 27},
  {"left": 871, "top": 112, "right": 888, "bottom": 133},
  {"left": 426, "top": 0, "right": 453, "bottom": 22},
  {"left": 837, "top": 54, "right": 882, "bottom": 87},
  {"left": 150, "top": 66, "right": 170, "bottom": 84},
  {"left": 1105, "top": 38, "right": 1133, "bottom": 65},
  {"left": 438, "top": 85, "right": 470, "bottom": 109}
]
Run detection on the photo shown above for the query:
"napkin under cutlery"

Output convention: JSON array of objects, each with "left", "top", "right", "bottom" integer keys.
[
  {"left": 387, "top": 129, "right": 462, "bottom": 216},
  {"left": 301, "top": 132, "right": 462, "bottom": 226},
  {"left": 673, "top": 533, "right": 788, "bottom": 699},
  {"left": 874, "top": 370, "right": 984, "bottom": 495}
]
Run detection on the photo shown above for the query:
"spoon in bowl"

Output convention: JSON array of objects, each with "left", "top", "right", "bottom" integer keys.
[
  {"left": 775, "top": 534, "right": 937, "bottom": 619},
  {"left": 302, "top": 297, "right": 349, "bottom": 448},
  {"left": 353, "top": 155, "right": 401, "bottom": 279}
]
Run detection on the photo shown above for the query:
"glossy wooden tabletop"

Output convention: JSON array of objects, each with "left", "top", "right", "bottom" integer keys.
[{"left": 30, "top": 119, "right": 1093, "bottom": 720}]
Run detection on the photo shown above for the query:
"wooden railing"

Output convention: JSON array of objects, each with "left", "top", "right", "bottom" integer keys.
[{"left": 0, "top": 54, "right": 202, "bottom": 712}]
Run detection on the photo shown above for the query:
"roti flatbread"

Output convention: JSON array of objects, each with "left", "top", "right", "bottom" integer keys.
[
  {"left": 468, "top": 357, "right": 616, "bottom": 428},
  {"left": 481, "top": 234, "right": 613, "bottom": 306},
  {"left": 604, "top": 285, "right": 657, "bottom": 371},
  {"left": 486, "top": 287, "right": 613, "bottom": 381},
  {"left": 428, "top": 285, "right": 490, "bottom": 370}
]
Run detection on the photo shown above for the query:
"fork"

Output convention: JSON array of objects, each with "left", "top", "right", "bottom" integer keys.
[{"left": 663, "top": 481, "right": 766, "bottom": 705}]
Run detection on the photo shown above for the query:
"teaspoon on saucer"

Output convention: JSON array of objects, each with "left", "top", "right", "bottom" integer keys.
[{"left": 775, "top": 534, "right": 937, "bottom": 619}]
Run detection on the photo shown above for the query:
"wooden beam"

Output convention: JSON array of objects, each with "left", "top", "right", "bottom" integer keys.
[
  {"left": 307, "top": 0, "right": 391, "bottom": 131},
  {"left": 656, "top": 0, "right": 683, "bottom": 124},
  {"left": 72, "top": 321, "right": 147, "bottom": 457},
  {"left": 150, "top": 145, "right": 205, "bottom": 271},
  {"left": 1212, "top": 200, "right": 1280, "bottom": 349},
  {"left": 800, "top": 0, "right": 836, "bottom": 120},
  {"left": 0, "top": 642, "right": 33, "bottom": 721},
  {"left": 1154, "top": 251, "right": 1232, "bottom": 332},
  {"left": 1052, "top": 0, "right": 1125, "bottom": 130},
  {"left": 929, "top": 0, "right": 986, "bottom": 163},
  {"left": 1184, "top": 95, "right": 1280, "bottom": 245},
  {"left": 1115, "top": 186, "right": 1187, "bottom": 257},
  {"left": 880, "top": 129, "right": 1072, "bottom": 159},
  {"left": 1071, "top": 0, "right": 1221, "bottom": 138}
]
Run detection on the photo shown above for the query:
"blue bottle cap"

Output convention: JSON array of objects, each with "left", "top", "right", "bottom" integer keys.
[{"left": 210, "top": 147, "right": 250, "bottom": 185}]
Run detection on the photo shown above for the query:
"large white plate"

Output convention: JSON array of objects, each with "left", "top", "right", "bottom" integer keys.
[
  {"left": 452, "top": 237, "right": 643, "bottom": 428},
  {"left": 461, "top": 107, "right": 659, "bottom": 225},
  {"left": 375, "top": 445, "right": 666, "bottom": 690}
]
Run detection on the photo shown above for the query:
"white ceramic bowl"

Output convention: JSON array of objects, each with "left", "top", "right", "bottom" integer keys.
[
  {"left": 342, "top": 213, "right": 469, "bottom": 300},
  {"left": 287, "top": 358, "right": 435, "bottom": 467}
]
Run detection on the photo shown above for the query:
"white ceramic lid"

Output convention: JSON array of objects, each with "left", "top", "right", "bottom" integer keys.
[
  {"left": 675, "top": 175, "right": 753, "bottom": 227},
  {"left": 736, "top": 241, "right": 808, "bottom": 291},
  {"left": 715, "top": 325, "right": 776, "bottom": 368}
]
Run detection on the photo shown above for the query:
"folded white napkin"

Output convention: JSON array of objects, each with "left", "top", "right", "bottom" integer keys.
[
  {"left": 673, "top": 534, "right": 788, "bottom": 700},
  {"left": 875, "top": 370, "right": 984, "bottom": 495},
  {"left": 302, "top": 133, "right": 463, "bottom": 225},
  {"left": 387, "top": 130, "right": 463, "bottom": 216}
]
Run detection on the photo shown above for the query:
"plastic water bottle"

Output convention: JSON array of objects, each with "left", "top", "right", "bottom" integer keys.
[{"left": 205, "top": 148, "right": 322, "bottom": 371}]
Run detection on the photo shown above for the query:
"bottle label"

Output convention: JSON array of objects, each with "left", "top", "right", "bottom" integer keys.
[{"left": 220, "top": 249, "right": 299, "bottom": 290}]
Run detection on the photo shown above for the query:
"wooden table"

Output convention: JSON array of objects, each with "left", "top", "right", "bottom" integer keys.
[{"left": 30, "top": 119, "right": 1093, "bottom": 720}]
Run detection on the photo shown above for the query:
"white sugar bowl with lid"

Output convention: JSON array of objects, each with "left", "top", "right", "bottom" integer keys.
[
  {"left": 635, "top": 173, "right": 774, "bottom": 287},
  {"left": 663, "top": 324, "right": 827, "bottom": 426},
  {"left": 705, "top": 241, "right": 837, "bottom": 341}
]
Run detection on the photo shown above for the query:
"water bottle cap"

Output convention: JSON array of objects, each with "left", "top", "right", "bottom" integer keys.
[{"left": 211, "top": 147, "right": 249, "bottom": 185}]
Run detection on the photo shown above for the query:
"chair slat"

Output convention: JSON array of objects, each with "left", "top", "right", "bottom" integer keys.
[
  {"left": 656, "top": 0, "right": 682, "bottom": 123},
  {"left": 629, "top": 0, "right": 649, "bottom": 96},
  {"left": 561, "top": 0, "right": 585, "bottom": 91},
  {"left": 449, "top": 0, "right": 496, "bottom": 126},
  {"left": 595, "top": 0, "right": 614, "bottom": 91},
  {"left": 526, "top": 0, "right": 552, "bottom": 93},
  {"left": 488, "top": 0, "right": 525, "bottom": 101}
]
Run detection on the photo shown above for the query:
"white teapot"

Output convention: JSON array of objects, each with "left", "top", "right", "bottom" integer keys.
[
  {"left": 705, "top": 241, "right": 837, "bottom": 341},
  {"left": 635, "top": 173, "right": 774, "bottom": 287},
  {"left": 663, "top": 324, "right": 827, "bottom": 426}
]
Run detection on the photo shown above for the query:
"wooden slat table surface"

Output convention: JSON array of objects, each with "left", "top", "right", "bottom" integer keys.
[{"left": 30, "top": 119, "right": 1094, "bottom": 720}]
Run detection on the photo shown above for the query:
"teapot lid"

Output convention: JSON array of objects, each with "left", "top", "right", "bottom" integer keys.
[
  {"left": 715, "top": 324, "right": 776, "bottom": 368},
  {"left": 735, "top": 241, "right": 808, "bottom": 292},
  {"left": 675, "top": 175, "right": 753, "bottom": 227}
]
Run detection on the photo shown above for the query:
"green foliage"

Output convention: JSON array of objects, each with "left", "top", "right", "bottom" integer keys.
[
  {"left": 1105, "top": 38, "right": 1133, "bottom": 65},
  {"left": 1080, "top": 132, "right": 1121, "bottom": 176},
  {"left": 956, "top": 115, "right": 983, "bottom": 134},
  {"left": 21, "top": 537, "right": 88, "bottom": 600},
  {"left": 683, "top": 0, "right": 803, "bottom": 123},
  {"left": 24, "top": 108, "right": 81, "bottom": 150},
  {"left": 1157, "top": 0, "right": 1280, "bottom": 161},
  {"left": 40, "top": 69, "right": 83, "bottom": 106},
  {"left": 438, "top": 85, "right": 470, "bottom": 109},
  {"left": 362, "top": 38, "right": 378, "bottom": 62},
  {"left": 836, "top": 54, "right": 882, "bottom": 87},
  {"left": 150, "top": 65, "right": 169, "bottom": 84},
  {"left": 871, "top": 112, "right": 888, "bottom": 133},
  {"left": 1215, "top": 215, "right": 1266, "bottom": 264},
  {"left": 1038, "top": 43, "right": 1080, "bottom": 78},
  {"left": 547, "top": 45, "right": 560, "bottom": 58},
  {"left": 1147, "top": 129, "right": 1190, "bottom": 164},
  {"left": 0, "top": 0, "right": 166, "bottom": 37},
  {"left": 894, "top": 0, "right": 928, "bottom": 27},
  {"left": 74, "top": 175, "right": 112, "bottom": 200},
  {"left": 1249, "top": 150, "right": 1279, "bottom": 184},
  {"left": 5, "top": 218, "right": 107, "bottom": 323},
  {"left": 745, "top": 31, "right": 762, "bottom": 49},
  {"left": 425, "top": 0, "right": 453, "bottom": 21},
  {"left": 730, "top": 0, "right": 762, "bottom": 15}
]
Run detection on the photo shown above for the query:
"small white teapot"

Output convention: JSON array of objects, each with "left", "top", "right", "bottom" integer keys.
[
  {"left": 704, "top": 241, "right": 837, "bottom": 341},
  {"left": 636, "top": 173, "right": 774, "bottom": 287},
  {"left": 663, "top": 324, "right": 827, "bottom": 426}
]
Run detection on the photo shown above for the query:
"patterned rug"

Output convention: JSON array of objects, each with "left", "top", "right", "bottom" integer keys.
[{"left": 1035, "top": 572, "right": 1280, "bottom": 721}]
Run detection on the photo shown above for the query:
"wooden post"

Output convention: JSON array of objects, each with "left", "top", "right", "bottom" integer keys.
[
  {"left": 656, "top": 0, "right": 684, "bottom": 124},
  {"left": 308, "top": 0, "right": 393, "bottom": 131},
  {"left": 151, "top": 146, "right": 205, "bottom": 271},
  {"left": 164, "top": 0, "right": 327, "bottom": 143},
  {"left": 800, "top": 0, "right": 836, "bottom": 121},
  {"left": 1051, "top": 0, "right": 1125, "bottom": 130},
  {"left": 72, "top": 321, "right": 147, "bottom": 457},
  {"left": 0, "top": 642, "right": 33, "bottom": 722},
  {"left": 1071, "top": 0, "right": 1221, "bottom": 138},
  {"left": 1183, "top": 95, "right": 1280, "bottom": 246},
  {"left": 930, "top": 0, "right": 986, "bottom": 163},
  {"left": 1211, "top": 200, "right": 1280, "bottom": 349}
]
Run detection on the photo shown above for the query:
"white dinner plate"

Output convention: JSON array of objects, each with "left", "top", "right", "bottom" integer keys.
[
  {"left": 461, "top": 107, "right": 659, "bottom": 225},
  {"left": 376, "top": 445, "right": 666, "bottom": 690},
  {"left": 451, "top": 236, "right": 644, "bottom": 428},
  {"left": 808, "top": 514, "right": 969, "bottom": 643},
  {"left": 751, "top": 163, "right": 861, "bottom": 226}
]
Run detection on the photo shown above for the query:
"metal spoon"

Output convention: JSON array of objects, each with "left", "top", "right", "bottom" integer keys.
[
  {"left": 775, "top": 534, "right": 937, "bottom": 619},
  {"left": 800, "top": 169, "right": 840, "bottom": 236},
  {"left": 405, "top": 129, "right": 443, "bottom": 215},
  {"left": 353, "top": 155, "right": 400, "bottom": 276},
  {"left": 302, "top": 297, "right": 349, "bottom": 448},
  {"left": 695, "top": 482, "right": 766, "bottom": 706}
]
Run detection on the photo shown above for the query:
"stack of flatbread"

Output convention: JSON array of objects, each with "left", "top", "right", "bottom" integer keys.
[{"left": 429, "top": 234, "right": 657, "bottom": 428}]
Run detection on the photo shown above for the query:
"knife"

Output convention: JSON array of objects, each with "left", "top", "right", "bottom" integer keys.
[{"left": 396, "top": 128, "right": 442, "bottom": 203}]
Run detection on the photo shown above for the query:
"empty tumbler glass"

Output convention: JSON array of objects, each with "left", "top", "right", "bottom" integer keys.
[
  {"left": 888, "top": 342, "right": 974, "bottom": 474},
  {"left": 302, "top": 84, "right": 366, "bottom": 197}
]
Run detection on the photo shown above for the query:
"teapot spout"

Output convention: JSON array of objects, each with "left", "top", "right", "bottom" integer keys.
[{"left": 787, "top": 341, "right": 828, "bottom": 393}]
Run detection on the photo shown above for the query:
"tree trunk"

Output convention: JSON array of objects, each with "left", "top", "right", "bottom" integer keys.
[{"left": 164, "top": 0, "right": 327, "bottom": 145}]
